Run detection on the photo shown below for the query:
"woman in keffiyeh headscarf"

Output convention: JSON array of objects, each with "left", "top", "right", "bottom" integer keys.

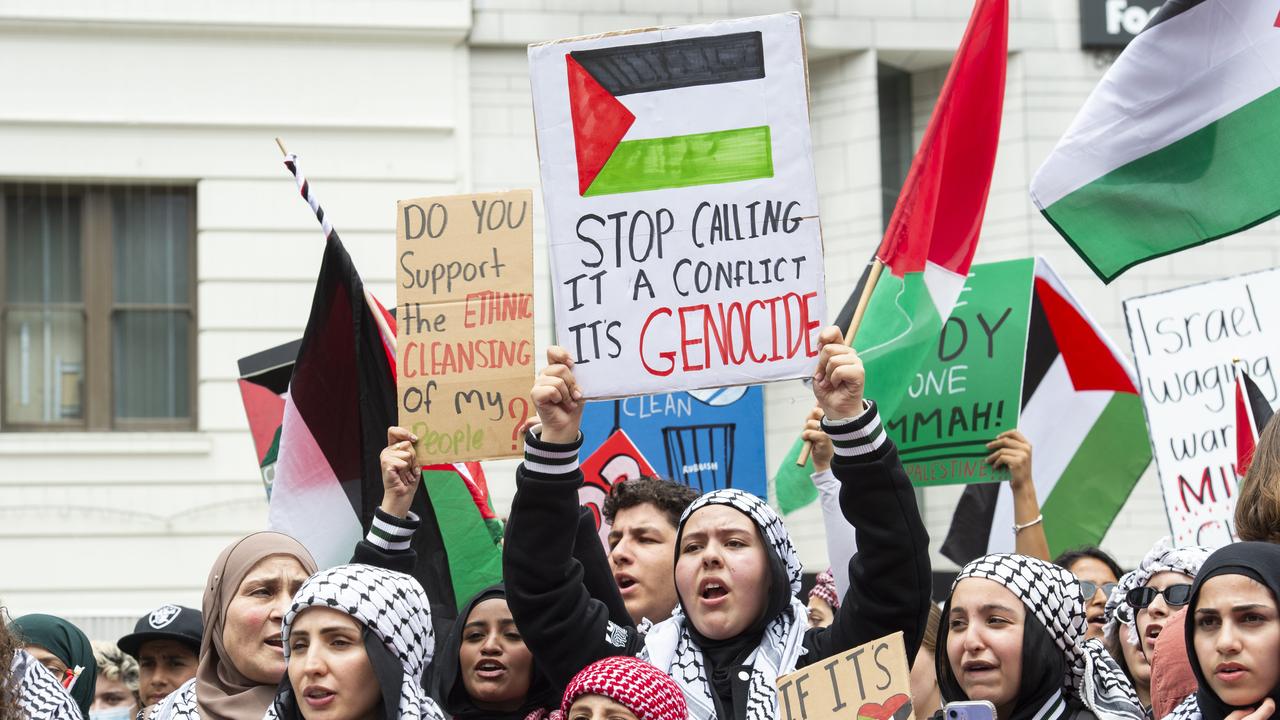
[
  {"left": 1163, "top": 542, "right": 1280, "bottom": 720},
  {"left": 265, "top": 564, "right": 444, "bottom": 720},
  {"left": 10, "top": 614, "right": 98, "bottom": 719},
  {"left": 3, "top": 615, "right": 82, "bottom": 720},
  {"left": 936, "top": 554, "right": 1147, "bottom": 720},
  {"left": 151, "top": 532, "right": 318, "bottom": 720}
]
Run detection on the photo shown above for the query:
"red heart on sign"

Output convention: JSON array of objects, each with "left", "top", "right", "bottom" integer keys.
[{"left": 857, "top": 693, "right": 912, "bottom": 720}]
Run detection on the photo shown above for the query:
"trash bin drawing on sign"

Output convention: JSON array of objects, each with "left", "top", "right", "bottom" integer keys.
[{"left": 663, "top": 423, "right": 735, "bottom": 492}]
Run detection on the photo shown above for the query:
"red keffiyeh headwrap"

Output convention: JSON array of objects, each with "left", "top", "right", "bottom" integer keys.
[
  {"left": 554, "top": 656, "right": 687, "bottom": 720},
  {"left": 808, "top": 568, "right": 839, "bottom": 609}
]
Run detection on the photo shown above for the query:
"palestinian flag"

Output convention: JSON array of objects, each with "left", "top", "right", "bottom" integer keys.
[
  {"left": 1030, "top": 0, "right": 1280, "bottom": 282},
  {"left": 940, "top": 260, "right": 1150, "bottom": 563},
  {"left": 423, "top": 461, "right": 505, "bottom": 607},
  {"left": 1235, "top": 365, "right": 1274, "bottom": 474},
  {"left": 567, "top": 31, "right": 773, "bottom": 196},
  {"left": 236, "top": 339, "right": 301, "bottom": 498},
  {"left": 852, "top": 0, "right": 1007, "bottom": 418}
]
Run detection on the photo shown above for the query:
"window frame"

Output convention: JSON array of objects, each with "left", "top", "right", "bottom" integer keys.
[{"left": 0, "top": 182, "right": 198, "bottom": 432}]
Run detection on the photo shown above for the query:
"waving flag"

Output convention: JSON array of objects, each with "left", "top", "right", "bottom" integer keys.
[
  {"left": 1031, "top": 0, "right": 1280, "bottom": 281},
  {"left": 1235, "top": 364, "right": 1275, "bottom": 475}
]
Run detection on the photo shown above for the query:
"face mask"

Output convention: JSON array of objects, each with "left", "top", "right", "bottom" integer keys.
[{"left": 91, "top": 706, "right": 136, "bottom": 720}]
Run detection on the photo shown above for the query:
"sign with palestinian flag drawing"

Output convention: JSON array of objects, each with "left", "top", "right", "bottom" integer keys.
[
  {"left": 1123, "top": 268, "right": 1280, "bottom": 547},
  {"left": 529, "top": 13, "right": 825, "bottom": 397}
]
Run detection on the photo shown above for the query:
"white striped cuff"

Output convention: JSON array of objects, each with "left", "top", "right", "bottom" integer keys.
[
  {"left": 821, "top": 400, "right": 889, "bottom": 459},
  {"left": 523, "top": 424, "right": 582, "bottom": 476},
  {"left": 366, "top": 508, "right": 420, "bottom": 551}
]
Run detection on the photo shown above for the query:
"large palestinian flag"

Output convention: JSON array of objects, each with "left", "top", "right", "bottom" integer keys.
[
  {"left": 567, "top": 31, "right": 773, "bottom": 196},
  {"left": 1030, "top": 0, "right": 1280, "bottom": 282},
  {"left": 940, "top": 260, "right": 1151, "bottom": 563}
]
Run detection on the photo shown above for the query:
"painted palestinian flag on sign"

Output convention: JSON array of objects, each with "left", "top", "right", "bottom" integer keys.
[
  {"left": 1031, "top": 0, "right": 1280, "bottom": 282},
  {"left": 237, "top": 339, "right": 301, "bottom": 498},
  {"left": 940, "top": 260, "right": 1150, "bottom": 563},
  {"left": 567, "top": 32, "right": 773, "bottom": 196},
  {"left": 1235, "top": 365, "right": 1275, "bottom": 475}
]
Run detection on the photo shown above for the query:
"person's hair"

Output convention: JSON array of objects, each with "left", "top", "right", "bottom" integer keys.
[
  {"left": 1236, "top": 418, "right": 1280, "bottom": 543},
  {"left": 92, "top": 641, "right": 140, "bottom": 694},
  {"left": 921, "top": 602, "right": 942, "bottom": 655},
  {"left": 602, "top": 476, "right": 699, "bottom": 528},
  {"left": 0, "top": 614, "right": 21, "bottom": 720},
  {"left": 1053, "top": 546, "right": 1123, "bottom": 581}
]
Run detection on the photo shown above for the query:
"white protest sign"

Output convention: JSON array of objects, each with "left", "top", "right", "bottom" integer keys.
[
  {"left": 529, "top": 12, "right": 825, "bottom": 398},
  {"left": 1124, "top": 268, "right": 1280, "bottom": 547}
]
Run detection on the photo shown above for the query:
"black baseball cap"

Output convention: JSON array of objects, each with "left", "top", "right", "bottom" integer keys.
[{"left": 117, "top": 604, "right": 203, "bottom": 658}]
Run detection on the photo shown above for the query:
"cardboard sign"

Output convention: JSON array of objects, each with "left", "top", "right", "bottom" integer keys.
[
  {"left": 775, "top": 631, "right": 914, "bottom": 720},
  {"left": 395, "top": 190, "right": 535, "bottom": 463},
  {"left": 529, "top": 13, "right": 826, "bottom": 397},
  {"left": 1123, "top": 268, "right": 1280, "bottom": 546},
  {"left": 236, "top": 338, "right": 301, "bottom": 497},
  {"left": 885, "top": 259, "right": 1034, "bottom": 486},
  {"left": 580, "top": 385, "right": 767, "bottom": 498},
  {"left": 579, "top": 429, "right": 659, "bottom": 545}
]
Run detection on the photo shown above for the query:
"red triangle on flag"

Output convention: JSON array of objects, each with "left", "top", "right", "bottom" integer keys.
[
  {"left": 567, "top": 55, "right": 635, "bottom": 196},
  {"left": 1034, "top": 277, "right": 1136, "bottom": 394}
]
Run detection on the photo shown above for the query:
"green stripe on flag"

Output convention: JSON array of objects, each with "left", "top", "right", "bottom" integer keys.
[
  {"left": 585, "top": 126, "right": 773, "bottom": 196},
  {"left": 422, "top": 469, "right": 504, "bottom": 609},
  {"left": 1041, "top": 393, "right": 1151, "bottom": 555},
  {"left": 1042, "top": 87, "right": 1280, "bottom": 281},
  {"left": 857, "top": 271, "right": 944, "bottom": 421},
  {"left": 774, "top": 435, "right": 817, "bottom": 515}
]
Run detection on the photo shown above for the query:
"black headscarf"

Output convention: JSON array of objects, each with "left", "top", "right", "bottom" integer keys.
[
  {"left": 1183, "top": 542, "right": 1280, "bottom": 720},
  {"left": 426, "top": 584, "right": 558, "bottom": 720},
  {"left": 936, "top": 609, "right": 1068, "bottom": 720},
  {"left": 10, "top": 613, "right": 98, "bottom": 718}
]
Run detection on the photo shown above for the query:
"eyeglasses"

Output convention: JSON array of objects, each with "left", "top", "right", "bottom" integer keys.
[
  {"left": 1126, "top": 584, "right": 1193, "bottom": 608},
  {"left": 1079, "top": 581, "right": 1117, "bottom": 599}
]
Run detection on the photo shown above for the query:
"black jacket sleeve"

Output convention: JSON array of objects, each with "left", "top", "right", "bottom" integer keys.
[
  {"left": 801, "top": 401, "right": 933, "bottom": 666},
  {"left": 573, "top": 506, "right": 634, "bottom": 629},
  {"left": 349, "top": 507, "right": 419, "bottom": 575},
  {"left": 503, "top": 427, "right": 643, "bottom": 689}
]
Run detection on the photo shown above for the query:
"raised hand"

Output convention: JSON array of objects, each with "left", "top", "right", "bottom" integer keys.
[
  {"left": 531, "top": 346, "right": 584, "bottom": 444},
  {"left": 811, "top": 326, "right": 866, "bottom": 419},
  {"left": 800, "top": 406, "right": 834, "bottom": 472},
  {"left": 380, "top": 426, "right": 420, "bottom": 518}
]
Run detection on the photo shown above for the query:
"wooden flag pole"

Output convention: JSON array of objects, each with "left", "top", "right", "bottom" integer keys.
[{"left": 796, "top": 258, "right": 884, "bottom": 466}]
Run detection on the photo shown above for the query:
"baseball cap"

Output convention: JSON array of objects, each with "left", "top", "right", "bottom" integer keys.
[{"left": 117, "top": 604, "right": 203, "bottom": 658}]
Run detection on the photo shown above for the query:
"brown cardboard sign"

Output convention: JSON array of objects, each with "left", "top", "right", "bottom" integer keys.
[
  {"left": 395, "top": 190, "right": 535, "bottom": 463},
  {"left": 775, "top": 631, "right": 915, "bottom": 720}
]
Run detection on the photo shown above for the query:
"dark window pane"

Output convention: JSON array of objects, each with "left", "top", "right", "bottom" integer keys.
[
  {"left": 877, "top": 64, "right": 914, "bottom": 232},
  {"left": 112, "top": 310, "right": 190, "bottom": 420},
  {"left": 5, "top": 190, "right": 82, "bottom": 304},
  {"left": 3, "top": 308, "right": 85, "bottom": 424},
  {"left": 113, "top": 188, "right": 191, "bottom": 305}
]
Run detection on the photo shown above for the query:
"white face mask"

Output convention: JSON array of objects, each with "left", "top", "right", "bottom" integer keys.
[{"left": 90, "top": 706, "right": 135, "bottom": 720}]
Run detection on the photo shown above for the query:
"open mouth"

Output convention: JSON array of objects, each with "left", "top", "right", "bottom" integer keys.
[
  {"left": 265, "top": 634, "right": 284, "bottom": 651},
  {"left": 962, "top": 660, "right": 997, "bottom": 674},
  {"left": 1216, "top": 663, "right": 1248, "bottom": 683},
  {"left": 474, "top": 659, "right": 507, "bottom": 680},
  {"left": 1144, "top": 623, "right": 1163, "bottom": 645},
  {"left": 700, "top": 581, "right": 729, "bottom": 600},
  {"left": 615, "top": 574, "right": 638, "bottom": 594},
  {"left": 302, "top": 687, "right": 335, "bottom": 708}
]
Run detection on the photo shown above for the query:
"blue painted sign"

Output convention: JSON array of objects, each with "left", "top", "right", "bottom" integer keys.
[{"left": 580, "top": 386, "right": 767, "bottom": 498}]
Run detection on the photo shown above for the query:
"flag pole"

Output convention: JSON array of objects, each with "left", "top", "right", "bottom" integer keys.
[
  {"left": 275, "top": 138, "right": 396, "bottom": 349},
  {"left": 796, "top": 258, "right": 884, "bottom": 466}
]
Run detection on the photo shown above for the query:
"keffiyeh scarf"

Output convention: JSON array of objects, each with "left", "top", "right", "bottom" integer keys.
[
  {"left": 640, "top": 490, "right": 808, "bottom": 720},
  {"left": 1103, "top": 537, "right": 1210, "bottom": 646},
  {"left": 1165, "top": 692, "right": 1202, "bottom": 720},
  {"left": 264, "top": 564, "right": 444, "bottom": 720},
  {"left": 954, "top": 554, "right": 1145, "bottom": 720},
  {"left": 10, "top": 648, "right": 83, "bottom": 720}
]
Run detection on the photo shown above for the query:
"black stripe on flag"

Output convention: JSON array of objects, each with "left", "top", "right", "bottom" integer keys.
[
  {"left": 1243, "top": 370, "right": 1276, "bottom": 436},
  {"left": 569, "top": 31, "right": 765, "bottom": 96},
  {"left": 1143, "top": 0, "right": 1209, "bottom": 32},
  {"left": 237, "top": 339, "right": 302, "bottom": 394},
  {"left": 940, "top": 482, "right": 1001, "bottom": 566},
  {"left": 1021, "top": 288, "right": 1059, "bottom": 407}
]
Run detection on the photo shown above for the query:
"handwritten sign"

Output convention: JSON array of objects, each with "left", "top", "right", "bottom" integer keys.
[
  {"left": 395, "top": 190, "right": 535, "bottom": 463},
  {"left": 775, "top": 631, "right": 914, "bottom": 720},
  {"left": 886, "top": 259, "right": 1034, "bottom": 486},
  {"left": 1123, "top": 268, "right": 1280, "bottom": 546},
  {"left": 529, "top": 13, "right": 825, "bottom": 397}
]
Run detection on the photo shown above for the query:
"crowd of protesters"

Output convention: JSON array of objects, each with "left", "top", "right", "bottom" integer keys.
[{"left": 5, "top": 328, "right": 1280, "bottom": 720}]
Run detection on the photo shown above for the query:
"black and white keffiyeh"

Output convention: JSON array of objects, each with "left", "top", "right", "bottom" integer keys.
[
  {"left": 10, "top": 648, "right": 83, "bottom": 720},
  {"left": 1102, "top": 537, "right": 1210, "bottom": 647},
  {"left": 952, "top": 554, "right": 1145, "bottom": 720},
  {"left": 639, "top": 489, "right": 808, "bottom": 720},
  {"left": 264, "top": 564, "right": 444, "bottom": 720},
  {"left": 1165, "top": 691, "right": 1202, "bottom": 720}
]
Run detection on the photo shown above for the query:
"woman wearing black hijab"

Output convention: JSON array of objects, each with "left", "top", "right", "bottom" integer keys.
[
  {"left": 1165, "top": 542, "right": 1280, "bottom": 720},
  {"left": 427, "top": 586, "right": 557, "bottom": 720}
]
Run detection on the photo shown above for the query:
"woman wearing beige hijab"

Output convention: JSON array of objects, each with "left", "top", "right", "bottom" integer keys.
[{"left": 150, "top": 533, "right": 318, "bottom": 720}]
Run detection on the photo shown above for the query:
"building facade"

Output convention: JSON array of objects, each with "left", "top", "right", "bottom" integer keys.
[{"left": 3, "top": 0, "right": 1273, "bottom": 637}]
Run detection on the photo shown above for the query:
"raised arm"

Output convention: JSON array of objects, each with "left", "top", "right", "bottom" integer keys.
[
  {"left": 802, "top": 405, "right": 857, "bottom": 597},
  {"left": 803, "top": 327, "right": 933, "bottom": 664},
  {"left": 349, "top": 426, "right": 423, "bottom": 573},
  {"left": 988, "top": 430, "right": 1050, "bottom": 561},
  {"left": 502, "top": 347, "right": 641, "bottom": 689}
]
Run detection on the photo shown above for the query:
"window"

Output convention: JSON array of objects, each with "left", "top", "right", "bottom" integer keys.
[
  {"left": 1, "top": 183, "right": 195, "bottom": 430},
  {"left": 877, "top": 63, "right": 914, "bottom": 231}
]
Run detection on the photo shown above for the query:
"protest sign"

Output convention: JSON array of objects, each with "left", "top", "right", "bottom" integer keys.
[
  {"left": 529, "top": 13, "right": 825, "bottom": 397},
  {"left": 395, "top": 190, "right": 535, "bottom": 464},
  {"left": 880, "top": 259, "right": 1034, "bottom": 486},
  {"left": 1124, "top": 268, "right": 1280, "bottom": 546},
  {"left": 775, "top": 631, "right": 914, "bottom": 720},
  {"left": 580, "top": 385, "right": 767, "bottom": 498},
  {"left": 236, "top": 338, "right": 301, "bottom": 497},
  {"left": 579, "top": 429, "right": 659, "bottom": 545}
]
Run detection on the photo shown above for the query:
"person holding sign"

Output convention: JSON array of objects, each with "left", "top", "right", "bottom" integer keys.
[
  {"left": 937, "top": 554, "right": 1144, "bottom": 720},
  {"left": 503, "top": 326, "right": 933, "bottom": 719},
  {"left": 1164, "top": 542, "right": 1280, "bottom": 720}
]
